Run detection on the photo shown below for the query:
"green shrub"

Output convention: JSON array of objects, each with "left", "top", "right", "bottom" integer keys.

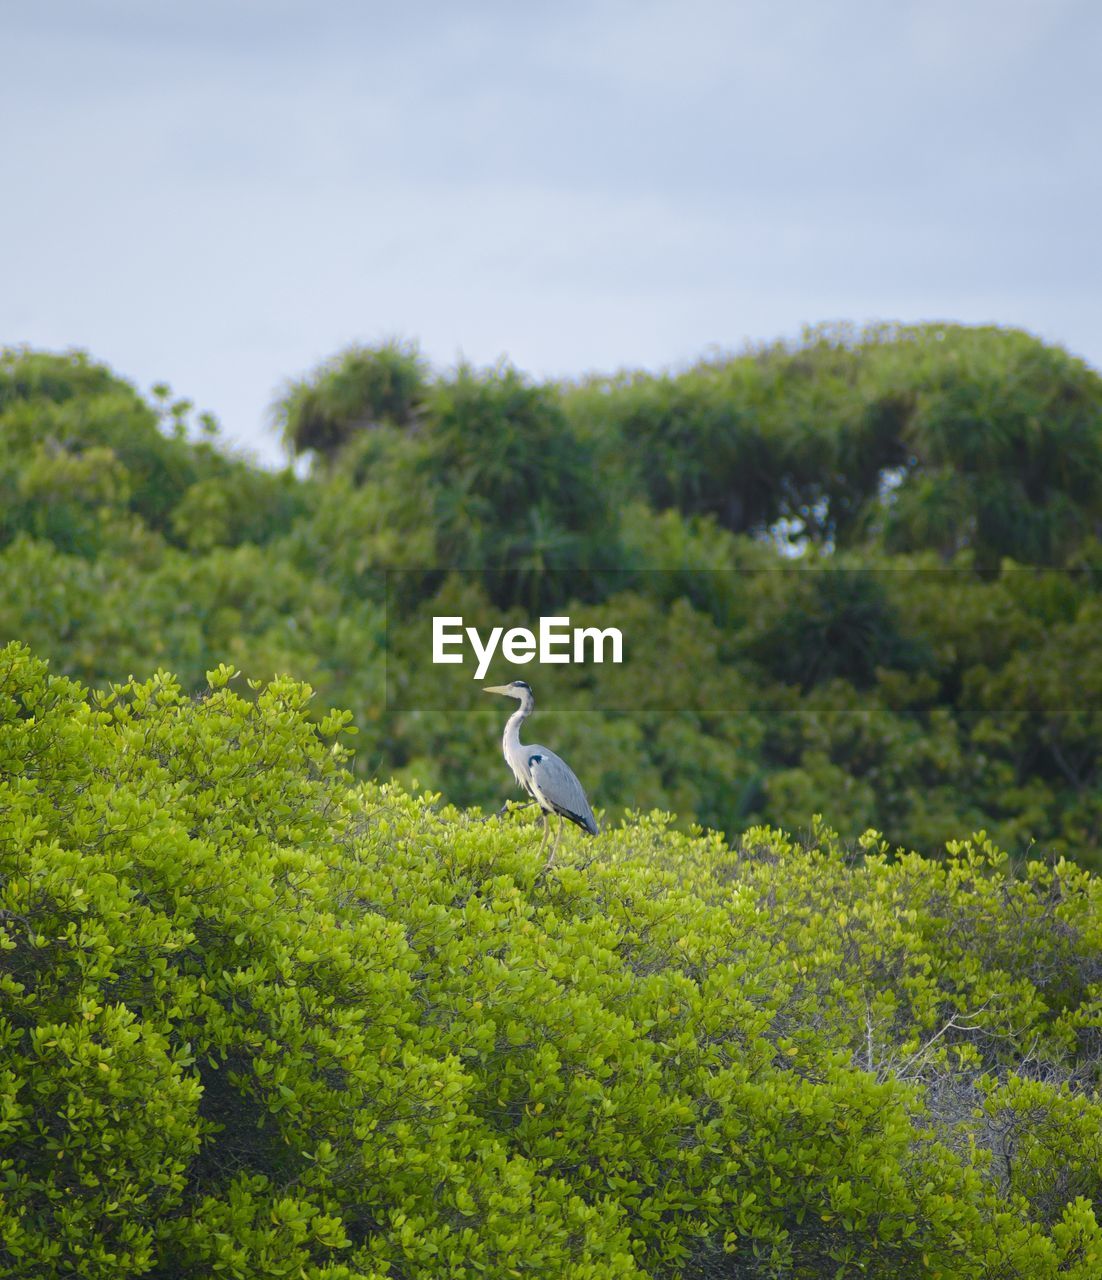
[{"left": 2, "top": 644, "right": 1101, "bottom": 1278}]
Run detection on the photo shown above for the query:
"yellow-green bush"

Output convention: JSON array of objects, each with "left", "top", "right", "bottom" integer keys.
[{"left": 2, "top": 642, "right": 1100, "bottom": 1278}]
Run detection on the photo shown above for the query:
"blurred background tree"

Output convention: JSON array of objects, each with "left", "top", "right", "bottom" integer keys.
[
  {"left": 273, "top": 340, "right": 428, "bottom": 461},
  {"left": 3, "top": 325, "right": 1101, "bottom": 863}
]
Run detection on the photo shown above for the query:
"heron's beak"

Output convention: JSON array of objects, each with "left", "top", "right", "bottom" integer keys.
[{"left": 483, "top": 685, "right": 511, "bottom": 695}]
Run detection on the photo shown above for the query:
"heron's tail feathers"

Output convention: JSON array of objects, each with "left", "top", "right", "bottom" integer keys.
[{"left": 559, "top": 806, "right": 599, "bottom": 836}]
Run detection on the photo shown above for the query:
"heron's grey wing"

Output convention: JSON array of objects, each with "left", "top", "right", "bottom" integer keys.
[{"left": 526, "top": 748, "right": 599, "bottom": 835}]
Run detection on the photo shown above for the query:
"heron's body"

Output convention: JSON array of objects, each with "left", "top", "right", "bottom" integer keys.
[{"left": 486, "top": 681, "right": 598, "bottom": 866}]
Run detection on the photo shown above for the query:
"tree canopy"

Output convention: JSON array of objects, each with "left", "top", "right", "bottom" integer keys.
[{"left": 2, "top": 328, "right": 1100, "bottom": 863}]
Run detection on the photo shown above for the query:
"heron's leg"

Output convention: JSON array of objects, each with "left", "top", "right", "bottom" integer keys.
[
  {"left": 538, "top": 810, "right": 550, "bottom": 857},
  {"left": 545, "top": 815, "right": 564, "bottom": 871}
]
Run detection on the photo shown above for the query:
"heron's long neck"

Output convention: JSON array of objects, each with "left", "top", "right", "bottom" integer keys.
[{"left": 502, "top": 697, "right": 532, "bottom": 759}]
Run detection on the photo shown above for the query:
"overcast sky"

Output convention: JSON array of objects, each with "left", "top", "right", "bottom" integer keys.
[{"left": 4, "top": 0, "right": 1100, "bottom": 466}]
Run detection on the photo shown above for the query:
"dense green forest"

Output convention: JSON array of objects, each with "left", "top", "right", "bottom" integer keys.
[
  {"left": 3, "top": 326, "right": 1102, "bottom": 1277},
  {"left": 2, "top": 324, "right": 1101, "bottom": 864}
]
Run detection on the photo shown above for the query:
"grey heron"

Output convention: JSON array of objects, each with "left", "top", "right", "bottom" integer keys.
[{"left": 485, "top": 680, "right": 598, "bottom": 867}]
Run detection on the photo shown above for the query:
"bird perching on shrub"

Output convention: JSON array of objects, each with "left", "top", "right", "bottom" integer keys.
[{"left": 485, "top": 680, "right": 598, "bottom": 868}]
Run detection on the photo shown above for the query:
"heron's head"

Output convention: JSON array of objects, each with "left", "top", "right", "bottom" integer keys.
[{"left": 484, "top": 679, "right": 533, "bottom": 704}]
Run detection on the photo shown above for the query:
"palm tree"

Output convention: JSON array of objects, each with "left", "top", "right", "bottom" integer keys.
[{"left": 274, "top": 341, "right": 427, "bottom": 462}]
